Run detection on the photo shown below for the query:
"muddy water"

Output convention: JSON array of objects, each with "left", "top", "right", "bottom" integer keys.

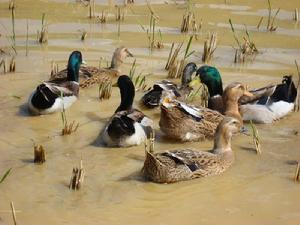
[{"left": 0, "top": 0, "right": 300, "bottom": 224}]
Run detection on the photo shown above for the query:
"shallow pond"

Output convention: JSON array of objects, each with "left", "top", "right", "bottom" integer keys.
[{"left": 0, "top": 0, "right": 300, "bottom": 224}]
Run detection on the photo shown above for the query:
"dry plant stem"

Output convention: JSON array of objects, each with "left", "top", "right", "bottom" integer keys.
[
  {"left": 69, "top": 160, "right": 85, "bottom": 190},
  {"left": 165, "top": 42, "right": 183, "bottom": 71},
  {"left": 9, "top": 57, "right": 15, "bottom": 72},
  {"left": 98, "top": 79, "right": 112, "bottom": 100},
  {"left": 10, "top": 201, "right": 17, "bottom": 225},
  {"left": 9, "top": 0, "right": 15, "bottom": 10},
  {"left": 145, "top": 128, "right": 155, "bottom": 154},
  {"left": 294, "top": 161, "right": 300, "bottom": 182},
  {"left": 294, "top": 60, "right": 300, "bottom": 112},
  {"left": 26, "top": 19, "right": 29, "bottom": 56},
  {"left": 34, "top": 144, "right": 46, "bottom": 164},
  {"left": 0, "top": 59, "right": 6, "bottom": 73},
  {"left": 257, "top": 17, "right": 264, "bottom": 30},
  {"left": 202, "top": 32, "right": 217, "bottom": 63},
  {"left": 250, "top": 120, "right": 261, "bottom": 154},
  {"left": 294, "top": 8, "right": 299, "bottom": 21}
]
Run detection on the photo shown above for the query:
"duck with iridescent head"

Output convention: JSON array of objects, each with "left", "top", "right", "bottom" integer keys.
[
  {"left": 196, "top": 65, "right": 297, "bottom": 123},
  {"left": 28, "top": 51, "right": 84, "bottom": 115}
]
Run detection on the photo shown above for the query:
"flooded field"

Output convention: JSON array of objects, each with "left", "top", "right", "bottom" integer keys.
[{"left": 0, "top": 0, "right": 300, "bottom": 224}]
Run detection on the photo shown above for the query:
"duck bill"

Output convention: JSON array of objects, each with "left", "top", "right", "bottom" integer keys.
[
  {"left": 243, "top": 90, "right": 254, "bottom": 97},
  {"left": 126, "top": 50, "right": 133, "bottom": 57}
]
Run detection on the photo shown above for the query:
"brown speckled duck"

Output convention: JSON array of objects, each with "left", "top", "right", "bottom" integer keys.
[
  {"left": 159, "top": 82, "right": 253, "bottom": 141},
  {"left": 142, "top": 116, "right": 241, "bottom": 183},
  {"left": 50, "top": 47, "right": 133, "bottom": 88}
]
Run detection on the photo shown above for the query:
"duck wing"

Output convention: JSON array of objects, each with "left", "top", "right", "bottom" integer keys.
[
  {"left": 42, "top": 80, "right": 79, "bottom": 97},
  {"left": 270, "top": 75, "right": 297, "bottom": 103},
  {"left": 142, "top": 80, "right": 181, "bottom": 108},
  {"left": 239, "top": 84, "right": 276, "bottom": 104}
]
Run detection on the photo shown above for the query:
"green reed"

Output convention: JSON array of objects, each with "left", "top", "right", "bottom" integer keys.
[{"left": 0, "top": 168, "right": 12, "bottom": 184}]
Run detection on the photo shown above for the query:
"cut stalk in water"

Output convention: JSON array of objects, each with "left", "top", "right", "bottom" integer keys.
[
  {"left": 8, "top": 0, "right": 14, "bottom": 10},
  {"left": 202, "top": 32, "right": 217, "bottom": 63},
  {"left": 69, "top": 160, "right": 85, "bottom": 190},
  {"left": 26, "top": 19, "right": 29, "bottom": 56},
  {"left": 10, "top": 201, "right": 17, "bottom": 225},
  {"left": 267, "top": 0, "right": 280, "bottom": 32},
  {"left": 37, "top": 13, "right": 48, "bottom": 44},
  {"left": 250, "top": 120, "right": 261, "bottom": 154},
  {"left": 9, "top": 57, "right": 15, "bottom": 72},
  {"left": 294, "top": 161, "right": 300, "bottom": 182},
  {"left": 34, "top": 144, "right": 46, "bottom": 164},
  {"left": 11, "top": 7, "right": 16, "bottom": 49},
  {"left": 145, "top": 128, "right": 155, "bottom": 153},
  {"left": 294, "top": 60, "right": 300, "bottom": 112},
  {"left": 0, "top": 168, "right": 12, "bottom": 184},
  {"left": 60, "top": 92, "right": 79, "bottom": 135},
  {"left": 294, "top": 8, "right": 299, "bottom": 22}
]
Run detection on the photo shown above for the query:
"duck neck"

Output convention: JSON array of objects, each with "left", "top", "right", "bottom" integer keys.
[
  {"left": 115, "top": 81, "right": 135, "bottom": 112},
  {"left": 110, "top": 53, "right": 122, "bottom": 72},
  {"left": 223, "top": 95, "right": 243, "bottom": 124},
  {"left": 212, "top": 126, "right": 232, "bottom": 154},
  {"left": 181, "top": 67, "right": 194, "bottom": 87},
  {"left": 67, "top": 62, "right": 79, "bottom": 82}
]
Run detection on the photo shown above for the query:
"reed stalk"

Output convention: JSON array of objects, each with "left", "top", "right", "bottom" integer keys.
[
  {"left": 69, "top": 160, "right": 85, "bottom": 190},
  {"left": 9, "top": 57, "right": 15, "bottom": 72},
  {"left": 60, "top": 92, "right": 79, "bottom": 135},
  {"left": 129, "top": 59, "right": 148, "bottom": 91},
  {"left": 249, "top": 120, "right": 261, "bottom": 154},
  {"left": 98, "top": 78, "right": 112, "bottom": 100},
  {"left": 37, "top": 13, "right": 48, "bottom": 44},
  {"left": 186, "top": 83, "right": 209, "bottom": 107},
  {"left": 10, "top": 201, "right": 17, "bottom": 225},
  {"left": 294, "top": 161, "right": 300, "bottom": 182},
  {"left": 11, "top": 7, "right": 16, "bottom": 49},
  {"left": 294, "top": 8, "right": 299, "bottom": 22},
  {"left": 294, "top": 60, "right": 300, "bottom": 112},
  {"left": 0, "top": 59, "right": 6, "bottom": 73},
  {"left": 267, "top": 0, "right": 280, "bottom": 32},
  {"left": 8, "top": 0, "right": 14, "bottom": 10},
  {"left": 34, "top": 144, "right": 46, "bottom": 164},
  {"left": 145, "top": 128, "right": 155, "bottom": 153},
  {"left": 0, "top": 168, "right": 12, "bottom": 184},
  {"left": 26, "top": 19, "right": 29, "bottom": 56},
  {"left": 202, "top": 32, "right": 217, "bottom": 63},
  {"left": 257, "top": 17, "right": 264, "bottom": 30}
]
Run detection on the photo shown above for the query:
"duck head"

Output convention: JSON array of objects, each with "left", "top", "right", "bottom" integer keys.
[
  {"left": 196, "top": 65, "right": 223, "bottom": 97},
  {"left": 213, "top": 117, "right": 241, "bottom": 153},
  {"left": 110, "top": 47, "right": 133, "bottom": 71},
  {"left": 115, "top": 75, "right": 135, "bottom": 113},
  {"left": 223, "top": 82, "right": 253, "bottom": 124},
  {"left": 181, "top": 62, "right": 197, "bottom": 87},
  {"left": 67, "top": 51, "right": 83, "bottom": 82}
]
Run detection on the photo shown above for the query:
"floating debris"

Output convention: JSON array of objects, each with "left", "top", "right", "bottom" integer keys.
[
  {"left": 69, "top": 160, "right": 85, "bottom": 190},
  {"left": 34, "top": 144, "right": 46, "bottom": 164}
]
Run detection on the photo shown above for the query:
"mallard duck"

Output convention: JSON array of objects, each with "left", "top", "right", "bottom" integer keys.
[
  {"left": 141, "top": 62, "right": 198, "bottom": 108},
  {"left": 51, "top": 47, "right": 133, "bottom": 88},
  {"left": 101, "top": 75, "right": 153, "bottom": 147},
  {"left": 196, "top": 66, "right": 297, "bottom": 123},
  {"left": 28, "top": 51, "right": 83, "bottom": 115},
  {"left": 159, "top": 82, "right": 253, "bottom": 141},
  {"left": 142, "top": 116, "right": 241, "bottom": 183},
  {"left": 240, "top": 75, "right": 297, "bottom": 123}
]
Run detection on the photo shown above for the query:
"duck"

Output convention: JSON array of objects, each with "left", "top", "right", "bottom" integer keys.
[
  {"left": 101, "top": 75, "right": 153, "bottom": 147},
  {"left": 196, "top": 66, "right": 297, "bottom": 123},
  {"left": 141, "top": 62, "right": 198, "bottom": 108},
  {"left": 240, "top": 75, "right": 297, "bottom": 123},
  {"left": 159, "top": 82, "right": 253, "bottom": 142},
  {"left": 28, "top": 51, "right": 83, "bottom": 115},
  {"left": 142, "top": 116, "right": 241, "bottom": 183},
  {"left": 51, "top": 47, "right": 133, "bottom": 88}
]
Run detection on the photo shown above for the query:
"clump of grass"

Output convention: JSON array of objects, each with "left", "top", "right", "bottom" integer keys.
[
  {"left": 98, "top": 77, "right": 112, "bottom": 100},
  {"left": 69, "top": 160, "right": 85, "bottom": 190},
  {"left": 166, "top": 36, "right": 194, "bottom": 79},
  {"left": 294, "top": 60, "right": 300, "bottom": 112},
  {"left": 294, "top": 8, "right": 299, "bottom": 22},
  {"left": 186, "top": 83, "right": 209, "bottom": 107},
  {"left": 34, "top": 144, "right": 46, "bottom": 164},
  {"left": 294, "top": 161, "right": 300, "bottom": 182},
  {"left": 60, "top": 97, "right": 79, "bottom": 135},
  {"left": 202, "top": 32, "right": 217, "bottom": 63},
  {"left": 266, "top": 0, "right": 280, "bottom": 32},
  {"left": 229, "top": 19, "right": 258, "bottom": 63},
  {"left": 0, "top": 168, "right": 12, "bottom": 184},
  {"left": 128, "top": 59, "right": 149, "bottom": 91},
  {"left": 37, "top": 13, "right": 48, "bottom": 44},
  {"left": 249, "top": 120, "right": 261, "bottom": 154},
  {"left": 145, "top": 128, "right": 155, "bottom": 153}
]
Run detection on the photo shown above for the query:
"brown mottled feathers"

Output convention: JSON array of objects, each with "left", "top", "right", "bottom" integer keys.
[
  {"left": 142, "top": 149, "right": 234, "bottom": 183},
  {"left": 50, "top": 66, "right": 117, "bottom": 89},
  {"left": 159, "top": 104, "right": 224, "bottom": 141}
]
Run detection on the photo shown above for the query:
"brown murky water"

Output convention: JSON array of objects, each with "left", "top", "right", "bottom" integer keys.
[{"left": 0, "top": 0, "right": 300, "bottom": 224}]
